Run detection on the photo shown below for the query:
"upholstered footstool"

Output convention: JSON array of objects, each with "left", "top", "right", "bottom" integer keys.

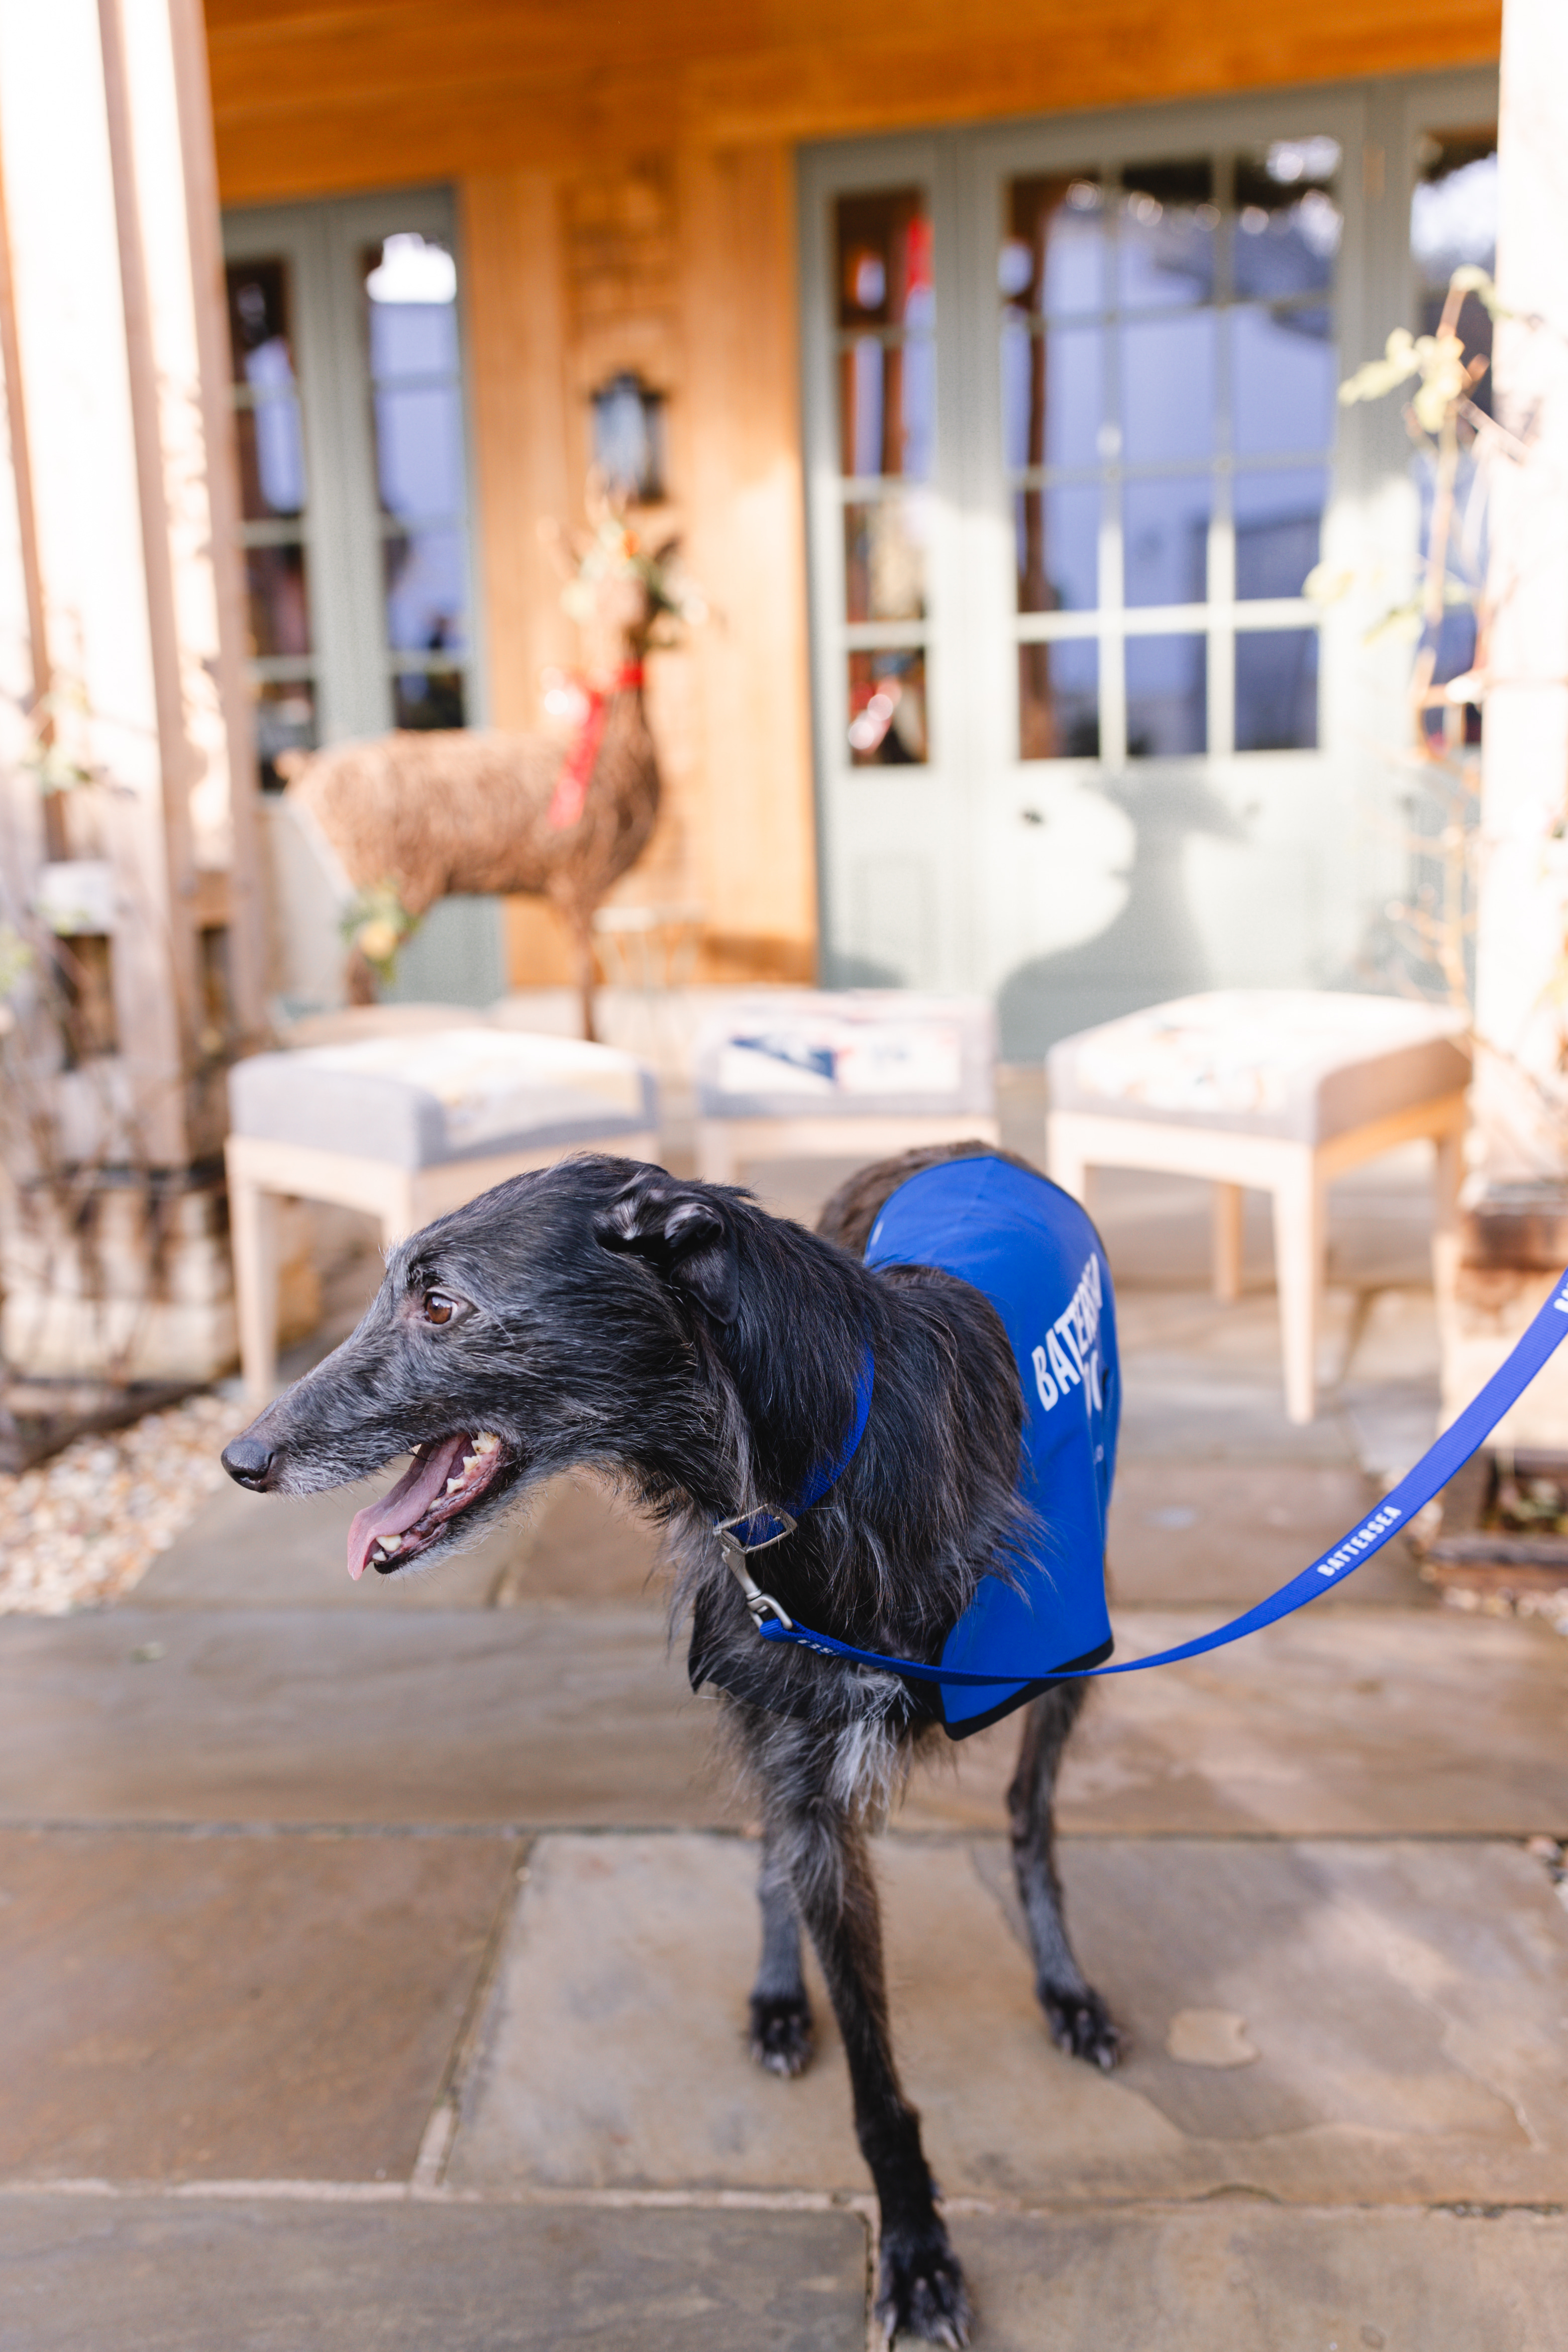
[
  {"left": 227, "top": 1029, "right": 659, "bottom": 1402},
  {"left": 1046, "top": 991, "right": 1471, "bottom": 1422},
  {"left": 693, "top": 990, "right": 999, "bottom": 1184}
]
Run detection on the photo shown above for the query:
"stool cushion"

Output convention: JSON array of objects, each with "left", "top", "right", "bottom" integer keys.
[
  {"left": 1048, "top": 991, "right": 1470, "bottom": 1145},
  {"left": 229, "top": 1031, "right": 657, "bottom": 1170},
  {"left": 694, "top": 991, "right": 996, "bottom": 1120}
]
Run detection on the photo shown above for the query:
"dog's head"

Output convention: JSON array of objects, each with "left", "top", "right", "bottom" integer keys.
[{"left": 221, "top": 1157, "right": 751, "bottom": 1582}]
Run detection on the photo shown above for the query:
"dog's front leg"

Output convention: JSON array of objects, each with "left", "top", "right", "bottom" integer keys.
[
  {"left": 749, "top": 1829, "right": 814, "bottom": 2075},
  {"left": 1007, "top": 1681, "right": 1120, "bottom": 2069},
  {"left": 761, "top": 1740, "right": 969, "bottom": 2347}
]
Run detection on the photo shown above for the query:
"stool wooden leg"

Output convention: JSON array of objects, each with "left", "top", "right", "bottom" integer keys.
[
  {"left": 1046, "top": 1117, "right": 1092, "bottom": 1210},
  {"left": 380, "top": 1173, "right": 417, "bottom": 1256},
  {"left": 230, "top": 1172, "right": 281, "bottom": 1409},
  {"left": 1433, "top": 1122, "right": 1463, "bottom": 1242},
  {"left": 1211, "top": 1182, "right": 1244, "bottom": 1302},
  {"left": 696, "top": 1123, "right": 735, "bottom": 1186},
  {"left": 1272, "top": 1151, "right": 1326, "bottom": 1425}
]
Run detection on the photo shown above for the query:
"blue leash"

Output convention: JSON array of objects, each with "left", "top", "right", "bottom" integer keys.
[{"left": 728, "top": 1269, "right": 1568, "bottom": 1690}]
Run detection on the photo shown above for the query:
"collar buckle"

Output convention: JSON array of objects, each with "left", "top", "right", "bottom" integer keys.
[{"left": 713, "top": 1510, "right": 796, "bottom": 1632}]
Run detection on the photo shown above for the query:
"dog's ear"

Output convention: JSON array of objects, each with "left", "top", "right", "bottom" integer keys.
[{"left": 593, "top": 1172, "right": 740, "bottom": 1325}]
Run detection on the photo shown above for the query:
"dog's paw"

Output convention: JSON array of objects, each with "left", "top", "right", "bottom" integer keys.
[
  {"left": 749, "top": 1992, "right": 814, "bottom": 2077},
  {"left": 1041, "top": 1984, "right": 1121, "bottom": 2072},
  {"left": 876, "top": 2221, "right": 971, "bottom": 2347}
]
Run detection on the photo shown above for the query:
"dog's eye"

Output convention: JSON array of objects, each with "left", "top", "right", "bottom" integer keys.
[{"left": 422, "top": 1292, "right": 458, "bottom": 1326}]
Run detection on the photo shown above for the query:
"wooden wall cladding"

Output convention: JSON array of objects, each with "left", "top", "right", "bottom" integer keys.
[
  {"left": 204, "top": 0, "right": 1499, "bottom": 201},
  {"left": 460, "top": 147, "right": 814, "bottom": 986}
]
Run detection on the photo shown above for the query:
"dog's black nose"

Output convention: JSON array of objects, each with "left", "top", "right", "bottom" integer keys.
[{"left": 222, "top": 1435, "right": 275, "bottom": 1491}]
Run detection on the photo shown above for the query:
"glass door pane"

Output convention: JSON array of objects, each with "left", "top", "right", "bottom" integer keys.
[
  {"left": 223, "top": 190, "right": 480, "bottom": 777},
  {"left": 224, "top": 255, "right": 319, "bottom": 789},
  {"left": 362, "top": 231, "right": 472, "bottom": 730},
  {"left": 835, "top": 186, "right": 935, "bottom": 772},
  {"left": 1004, "top": 139, "right": 1341, "bottom": 773}
]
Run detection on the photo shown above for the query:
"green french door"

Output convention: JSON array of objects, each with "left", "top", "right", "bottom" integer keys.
[
  {"left": 801, "top": 70, "right": 1499, "bottom": 1054},
  {"left": 222, "top": 186, "right": 501, "bottom": 1006}
]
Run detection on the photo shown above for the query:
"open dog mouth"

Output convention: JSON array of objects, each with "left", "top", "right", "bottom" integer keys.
[{"left": 347, "top": 1431, "right": 511, "bottom": 1581}]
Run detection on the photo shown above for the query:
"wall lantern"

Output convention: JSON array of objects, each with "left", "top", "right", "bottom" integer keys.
[{"left": 591, "top": 370, "right": 667, "bottom": 503}]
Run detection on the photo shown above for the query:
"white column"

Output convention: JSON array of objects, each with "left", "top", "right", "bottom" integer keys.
[
  {"left": 0, "top": 0, "right": 261, "bottom": 1165},
  {"left": 1471, "top": 0, "right": 1568, "bottom": 1183}
]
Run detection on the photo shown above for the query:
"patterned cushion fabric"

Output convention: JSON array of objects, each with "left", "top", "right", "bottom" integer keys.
[
  {"left": 229, "top": 1031, "right": 657, "bottom": 1170},
  {"left": 693, "top": 990, "right": 996, "bottom": 1121},
  {"left": 1048, "top": 991, "right": 1470, "bottom": 1145}
]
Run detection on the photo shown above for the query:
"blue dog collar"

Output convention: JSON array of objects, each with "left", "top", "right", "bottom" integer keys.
[{"left": 713, "top": 1348, "right": 875, "bottom": 1630}]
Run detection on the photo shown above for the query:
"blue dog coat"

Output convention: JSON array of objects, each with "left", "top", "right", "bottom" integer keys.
[{"left": 866, "top": 1156, "right": 1118, "bottom": 1738}]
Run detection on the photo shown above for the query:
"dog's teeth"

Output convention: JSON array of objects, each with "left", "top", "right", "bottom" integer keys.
[
  {"left": 446, "top": 1477, "right": 465, "bottom": 1494},
  {"left": 474, "top": 1433, "right": 500, "bottom": 1454},
  {"left": 462, "top": 1453, "right": 479, "bottom": 1471},
  {"left": 378, "top": 1535, "right": 402, "bottom": 1555}
]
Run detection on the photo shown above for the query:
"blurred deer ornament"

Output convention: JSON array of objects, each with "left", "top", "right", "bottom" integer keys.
[{"left": 279, "top": 492, "right": 702, "bottom": 1037}]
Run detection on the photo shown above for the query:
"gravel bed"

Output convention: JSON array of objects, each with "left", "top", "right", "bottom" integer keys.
[{"left": 0, "top": 1390, "right": 244, "bottom": 1614}]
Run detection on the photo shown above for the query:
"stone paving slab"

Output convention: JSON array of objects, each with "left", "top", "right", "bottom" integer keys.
[
  {"left": 136, "top": 1477, "right": 517, "bottom": 1610},
  {"left": 1105, "top": 1461, "right": 1427, "bottom": 1607},
  {"left": 0, "top": 1609, "right": 719, "bottom": 1828},
  {"left": 953, "top": 2202, "right": 1565, "bottom": 2351},
  {"left": 495, "top": 1473, "right": 669, "bottom": 1607},
  {"left": 136, "top": 1469, "right": 665, "bottom": 1614},
  {"left": 5, "top": 1604, "right": 1560, "bottom": 1839},
  {"left": 898, "top": 1607, "right": 1568, "bottom": 1838},
  {"left": 448, "top": 1831, "right": 1568, "bottom": 2210},
  {"left": 0, "top": 2195, "right": 869, "bottom": 2352},
  {"left": 0, "top": 1830, "right": 517, "bottom": 2181}
]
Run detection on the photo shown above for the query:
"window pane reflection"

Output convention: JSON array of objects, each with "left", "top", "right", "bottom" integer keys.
[
  {"left": 394, "top": 669, "right": 466, "bottom": 731},
  {"left": 1234, "top": 468, "right": 1327, "bottom": 598},
  {"left": 363, "top": 231, "right": 471, "bottom": 728},
  {"left": 383, "top": 528, "right": 468, "bottom": 656},
  {"left": 835, "top": 188, "right": 935, "bottom": 481},
  {"left": 1016, "top": 486, "right": 1098, "bottom": 614},
  {"left": 1232, "top": 141, "right": 1341, "bottom": 300},
  {"left": 1004, "top": 173, "right": 1104, "bottom": 316},
  {"left": 227, "top": 259, "right": 307, "bottom": 521},
  {"left": 839, "top": 336, "right": 935, "bottom": 480},
  {"left": 1232, "top": 306, "right": 1336, "bottom": 454},
  {"left": 1412, "top": 126, "right": 1498, "bottom": 413},
  {"left": 836, "top": 188, "right": 933, "bottom": 330},
  {"left": 848, "top": 649, "right": 928, "bottom": 766},
  {"left": 1126, "top": 633, "right": 1206, "bottom": 756},
  {"left": 1117, "top": 159, "right": 1216, "bottom": 308},
  {"left": 244, "top": 544, "right": 311, "bottom": 659},
  {"left": 234, "top": 402, "right": 306, "bottom": 524},
  {"left": 845, "top": 496, "right": 930, "bottom": 623},
  {"left": 254, "top": 679, "right": 317, "bottom": 793},
  {"left": 369, "top": 299, "right": 458, "bottom": 379},
  {"left": 1019, "top": 640, "right": 1098, "bottom": 760},
  {"left": 1002, "top": 320, "right": 1103, "bottom": 472},
  {"left": 1236, "top": 628, "right": 1318, "bottom": 749},
  {"left": 373, "top": 385, "right": 465, "bottom": 519},
  {"left": 1121, "top": 313, "right": 1215, "bottom": 460},
  {"left": 984, "top": 136, "right": 1341, "bottom": 779},
  {"left": 1124, "top": 476, "right": 1210, "bottom": 607}
]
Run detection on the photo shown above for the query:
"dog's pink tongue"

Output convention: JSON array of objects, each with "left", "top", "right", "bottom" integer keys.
[{"left": 347, "top": 1434, "right": 468, "bottom": 1580}]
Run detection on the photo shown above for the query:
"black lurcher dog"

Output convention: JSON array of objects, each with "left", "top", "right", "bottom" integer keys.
[{"left": 221, "top": 1143, "right": 1119, "bottom": 2347}]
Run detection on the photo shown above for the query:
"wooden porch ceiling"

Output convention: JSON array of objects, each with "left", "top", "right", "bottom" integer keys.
[{"left": 205, "top": 0, "right": 1500, "bottom": 204}]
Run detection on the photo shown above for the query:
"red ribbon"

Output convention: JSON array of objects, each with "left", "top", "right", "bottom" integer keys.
[{"left": 546, "top": 664, "right": 645, "bottom": 830}]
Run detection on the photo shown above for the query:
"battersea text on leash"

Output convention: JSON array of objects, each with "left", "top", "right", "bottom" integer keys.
[{"left": 219, "top": 1147, "right": 1568, "bottom": 2348}]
